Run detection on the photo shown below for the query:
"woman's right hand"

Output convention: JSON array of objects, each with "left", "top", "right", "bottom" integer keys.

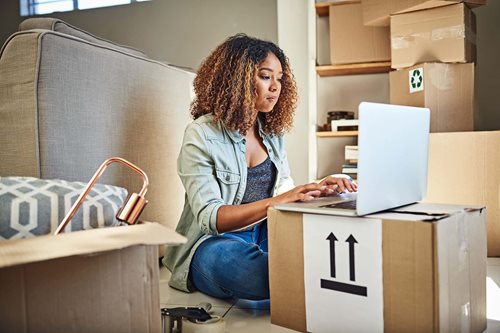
[{"left": 273, "top": 182, "right": 337, "bottom": 204}]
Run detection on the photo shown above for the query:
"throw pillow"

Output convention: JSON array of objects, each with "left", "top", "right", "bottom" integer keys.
[{"left": 0, "top": 176, "right": 128, "bottom": 240}]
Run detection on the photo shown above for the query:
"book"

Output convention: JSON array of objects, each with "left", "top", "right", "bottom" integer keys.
[
  {"left": 345, "top": 145, "right": 358, "bottom": 161},
  {"left": 342, "top": 163, "right": 358, "bottom": 174}
]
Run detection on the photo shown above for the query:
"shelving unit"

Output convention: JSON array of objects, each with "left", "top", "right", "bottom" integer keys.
[
  {"left": 315, "top": 1, "right": 391, "bottom": 77},
  {"left": 316, "top": 62, "right": 391, "bottom": 76},
  {"left": 316, "top": 131, "right": 358, "bottom": 138},
  {"left": 314, "top": 1, "right": 389, "bottom": 179},
  {"left": 315, "top": 1, "right": 359, "bottom": 16}
]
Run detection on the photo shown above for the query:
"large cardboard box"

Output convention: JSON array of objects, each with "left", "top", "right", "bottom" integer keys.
[
  {"left": 329, "top": 2, "right": 390, "bottom": 65},
  {"left": 0, "top": 223, "right": 186, "bottom": 332},
  {"left": 268, "top": 203, "right": 486, "bottom": 333},
  {"left": 426, "top": 131, "right": 500, "bottom": 257},
  {"left": 390, "top": 62, "right": 474, "bottom": 132},
  {"left": 362, "top": 0, "right": 485, "bottom": 27},
  {"left": 390, "top": 3, "right": 476, "bottom": 69}
]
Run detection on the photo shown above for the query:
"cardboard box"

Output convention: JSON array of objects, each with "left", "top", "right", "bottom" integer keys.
[
  {"left": 268, "top": 203, "right": 486, "bottom": 333},
  {"left": 329, "top": 2, "right": 390, "bottom": 65},
  {"left": 0, "top": 223, "right": 186, "bottom": 332},
  {"left": 390, "top": 62, "right": 474, "bottom": 132},
  {"left": 426, "top": 131, "right": 500, "bottom": 257},
  {"left": 362, "top": 0, "right": 485, "bottom": 27},
  {"left": 390, "top": 3, "right": 476, "bottom": 69}
]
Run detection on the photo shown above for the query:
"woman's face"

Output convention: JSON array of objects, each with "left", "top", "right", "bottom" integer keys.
[{"left": 254, "top": 52, "right": 283, "bottom": 113}]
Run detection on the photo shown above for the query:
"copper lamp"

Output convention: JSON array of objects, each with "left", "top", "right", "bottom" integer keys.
[{"left": 54, "top": 157, "right": 149, "bottom": 235}]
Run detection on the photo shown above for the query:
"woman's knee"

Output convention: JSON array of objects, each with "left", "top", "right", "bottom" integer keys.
[{"left": 191, "top": 237, "right": 270, "bottom": 299}]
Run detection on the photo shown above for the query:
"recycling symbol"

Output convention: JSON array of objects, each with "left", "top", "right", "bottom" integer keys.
[{"left": 409, "top": 68, "right": 424, "bottom": 93}]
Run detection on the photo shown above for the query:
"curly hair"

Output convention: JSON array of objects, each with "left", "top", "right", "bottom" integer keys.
[{"left": 191, "top": 34, "right": 298, "bottom": 135}]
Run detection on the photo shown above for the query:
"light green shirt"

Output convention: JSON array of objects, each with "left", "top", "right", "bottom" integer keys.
[{"left": 162, "top": 114, "right": 294, "bottom": 292}]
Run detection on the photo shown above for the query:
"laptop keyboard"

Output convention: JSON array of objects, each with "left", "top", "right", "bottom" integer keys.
[{"left": 321, "top": 200, "right": 357, "bottom": 210}]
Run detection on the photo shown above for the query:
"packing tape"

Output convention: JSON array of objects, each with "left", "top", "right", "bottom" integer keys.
[{"left": 182, "top": 318, "right": 226, "bottom": 333}]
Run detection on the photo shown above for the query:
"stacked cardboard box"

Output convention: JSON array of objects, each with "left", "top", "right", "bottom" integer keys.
[
  {"left": 328, "top": 1, "right": 390, "bottom": 65},
  {"left": 425, "top": 130, "right": 500, "bottom": 257},
  {"left": 361, "top": 0, "right": 499, "bottom": 256},
  {"left": 386, "top": 2, "right": 483, "bottom": 132},
  {"left": 268, "top": 204, "right": 487, "bottom": 332},
  {"left": 361, "top": 0, "right": 486, "bottom": 27}
]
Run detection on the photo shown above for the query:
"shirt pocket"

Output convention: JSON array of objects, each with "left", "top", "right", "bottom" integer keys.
[{"left": 215, "top": 169, "right": 241, "bottom": 185}]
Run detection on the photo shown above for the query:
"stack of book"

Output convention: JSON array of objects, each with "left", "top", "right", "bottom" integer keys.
[{"left": 342, "top": 145, "right": 358, "bottom": 180}]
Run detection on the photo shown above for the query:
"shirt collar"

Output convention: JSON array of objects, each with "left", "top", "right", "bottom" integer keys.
[{"left": 223, "top": 115, "right": 272, "bottom": 143}]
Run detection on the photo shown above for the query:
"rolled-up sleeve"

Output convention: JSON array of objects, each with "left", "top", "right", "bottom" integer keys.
[
  {"left": 177, "top": 123, "right": 223, "bottom": 235},
  {"left": 274, "top": 135, "right": 294, "bottom": 195}
]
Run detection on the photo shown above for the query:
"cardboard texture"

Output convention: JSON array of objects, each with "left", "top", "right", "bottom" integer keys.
[
  {"left": 329, "top": 2, "right": 391, "bottom": 65},
  {"left": 268, "top": 208, "right": 307, "bottom": 332},
  {"left": 389, "top": 62, "right": 474, "bottom": 132},
  {"left": 362, "top": 0, "right": 485, "bottom": 27},
  {"left": 390, "top": 3, "right": 476, "bottom": 69},
  {"left": 268, "top": 203, "right": 487, "bottom": 332},
  {"left": 0, "top": 223, "right": 186, "bottom": 333},
  {"left": 426, "top": 131, "right": 500, "bottom": 256}
]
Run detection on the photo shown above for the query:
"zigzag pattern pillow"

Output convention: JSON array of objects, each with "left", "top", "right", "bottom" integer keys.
[{"left": 0, "top": 177, "right": 128, "bottom": 240}]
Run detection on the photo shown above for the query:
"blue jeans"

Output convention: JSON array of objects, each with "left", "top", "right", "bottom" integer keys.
[{"left": 189, "top": 221, "right": 269, "bottom": 300}]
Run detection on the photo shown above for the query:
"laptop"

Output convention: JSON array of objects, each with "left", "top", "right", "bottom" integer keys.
[{"left": 274, "top": 102, "right": 430, "bottom": 216}]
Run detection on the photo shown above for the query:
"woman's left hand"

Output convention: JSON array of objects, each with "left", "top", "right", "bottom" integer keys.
[{"left": 318, "top": 175, "right": 357, "bottom": 196}]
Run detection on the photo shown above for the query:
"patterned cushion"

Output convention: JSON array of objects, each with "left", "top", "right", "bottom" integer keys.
[{"left": 0, "top": 177, "right": 128, "bottom": 240}]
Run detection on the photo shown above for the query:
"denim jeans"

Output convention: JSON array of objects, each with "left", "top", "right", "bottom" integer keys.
[{"left": 189, "top": 221, "right": 269, "bottom": 300}]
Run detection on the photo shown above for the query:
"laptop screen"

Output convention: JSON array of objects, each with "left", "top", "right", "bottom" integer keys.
[{"left": 356, "top": 102, "right": 430, "bottom": 215}]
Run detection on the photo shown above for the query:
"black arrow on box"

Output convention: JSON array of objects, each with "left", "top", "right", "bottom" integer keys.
[
  {"left": 346, "top": 234, "right": 358, "bottom": 281},
  {"left": 321, "top": 232, "right": 366, "bottom": 297},
  {"left": 326, "top": 232, "right": 337, "bottom": 278}
]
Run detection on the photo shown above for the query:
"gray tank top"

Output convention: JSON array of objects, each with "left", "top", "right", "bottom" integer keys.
[{"left": 241, "top": 156, "right": 276, "bottom": 204}]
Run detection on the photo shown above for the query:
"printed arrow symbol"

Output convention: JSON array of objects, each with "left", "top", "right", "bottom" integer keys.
[
  {"left": 346, "top": 234, "right": 358, "bottom": 281},
  {"left": 327, "top": 232, "right": 338, "bottom": 278}
]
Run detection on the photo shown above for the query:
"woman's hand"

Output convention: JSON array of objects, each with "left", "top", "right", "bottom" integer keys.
[
  {"left": 218, "top": 182, "right": 332, "bottom": 232},
  {"left": 274, "top": 182, "right": 335, "bottom": 203},
  {"left": 319, "top": 175, "right": 357, "bottom": 195}
]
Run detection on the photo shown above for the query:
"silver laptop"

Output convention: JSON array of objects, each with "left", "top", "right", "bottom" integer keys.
[{"left": 275, "top": 102, "right": 430, "bottom": 216}]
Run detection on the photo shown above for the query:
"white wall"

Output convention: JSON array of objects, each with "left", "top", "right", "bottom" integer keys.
[
  {"left": 0, "top": 0, "right": 278, "bottom": 70},
  {"left": 277, "top": 0, "right": 316, "bottom": 184}
]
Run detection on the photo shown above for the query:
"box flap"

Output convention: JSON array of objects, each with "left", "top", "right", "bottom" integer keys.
[
  {"left": 368, "top": 202, "right": 484, "bottom": 222},
  {"left": 390, "top": 202, "right": 484, "bottom": 214},
  {"left": 0, "top": 222, "right": 186, "bottom": 268},
  {"left": 394, "top": 0, "right": 487, "bottom": 15}
]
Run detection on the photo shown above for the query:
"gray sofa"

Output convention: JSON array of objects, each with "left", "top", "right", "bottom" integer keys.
[{"left": 0, "top": 18, "right": 194, "bottom": 231}]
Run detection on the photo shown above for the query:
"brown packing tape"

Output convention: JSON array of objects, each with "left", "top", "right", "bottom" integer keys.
[
  {"left": 421, "top": 208, "right": 486, "bottom": 332},
  {"left": 431, "top": 24, "right": 465, "bottom": 40},
  {"left": 268, "top": 208, "right": 307, "bottom": 332},
  {"left": 382, "top": 219, "right": 436, "bottom": 332},
  {"left": 391, "top": 24, "right": 473, "bottom": 50},
  {"left": 466, "top": 210, "right": 487, "bottom": 332},
  {"left": 391, "top": 24, "right": 476, "bottom": 50}
]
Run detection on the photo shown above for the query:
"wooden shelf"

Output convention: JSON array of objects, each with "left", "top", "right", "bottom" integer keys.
[
  {"left": 316, "top": 62, "right": 391, "bottom": 76},
  {"left": 317, "top": 131, "right": 358, "bottom": 138},
  {"left": 315, "top": 1, "right": 360, "bottom": 16}
]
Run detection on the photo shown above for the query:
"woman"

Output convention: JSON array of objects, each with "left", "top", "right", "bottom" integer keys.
[{"left": 163, "top": 34, "right": 356, "bottom": 300}]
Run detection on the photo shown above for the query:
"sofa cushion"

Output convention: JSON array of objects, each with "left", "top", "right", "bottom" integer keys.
[
  {"left": 19, "top": 17, "right": 147, "bottom": 58},
  {"left": 0, "top": 177, "right": 128, "bottom": 240}
]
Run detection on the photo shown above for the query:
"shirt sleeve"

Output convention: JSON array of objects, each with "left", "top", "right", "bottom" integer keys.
[
  {"left": 177, "top": 123, "right": 223, "bottom": 235},
  {"left": 275, "top": 135, "right": 295, "bottom": 195}
]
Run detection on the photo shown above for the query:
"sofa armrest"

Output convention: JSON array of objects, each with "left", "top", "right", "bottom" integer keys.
[{"left": 19, "top": 17, "right": 147, "bottom": 58}]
